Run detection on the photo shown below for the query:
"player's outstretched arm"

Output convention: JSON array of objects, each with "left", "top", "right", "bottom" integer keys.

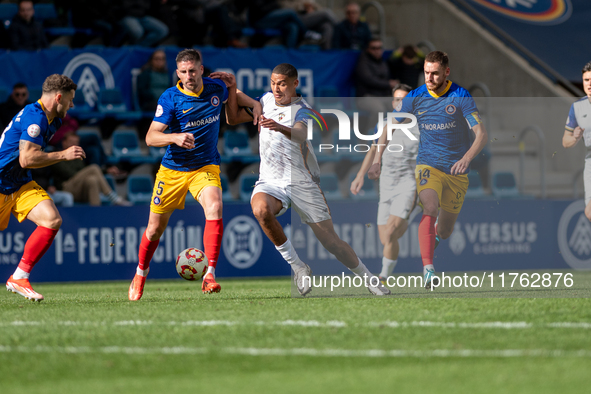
[
  {"left": 258, "top": 117, "right": 307, "bottom": 143},
  {"left": 351, "top": 145, "right": 377, "bottom": 194},
  {"left": 19, "top": 140, "right": 85, "bottom": 169},
  {"left": 563, "top": 127, "right": 583, "bottom": 148},
  {"left": 146, "top": 120, "right": 194, "bottom": 149},
  {"left": 451, "top": 123, "right": 489, "bottom": 175}
]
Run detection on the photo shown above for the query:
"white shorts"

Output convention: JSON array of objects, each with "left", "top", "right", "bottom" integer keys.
[
  {"left": 251, "top": 180, "right": 331, "bottom": 224},
  {"left": 585, "top": 159, "right": 591, "bottom": 206},
  {"left": 377, "top": 189, "right": 417, "bottom": 225}
]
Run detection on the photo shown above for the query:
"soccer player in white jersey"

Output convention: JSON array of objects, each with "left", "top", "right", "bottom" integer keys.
[
  {"left": 563, "top": 61, "right": 591, "bottom": 221},
  {"left": 216, "top": 63, "right": 390, "bottom": 296},
  {"left": 350, "top": 84, "right": 419, "bottom": 284}
]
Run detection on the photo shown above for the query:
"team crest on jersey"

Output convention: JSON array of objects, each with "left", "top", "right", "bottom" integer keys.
[
  {"left": 211, "top": 96, "right": 220, "bottom": 107},
  {"left": 155, "top": 105, "right": 163, "bottom": 117},
  {"left": 278, "top": 113, "right": 285, "bottom": 121},
  {"left": 420, "top": 178, "right": 428, "bottom": 186},
  {"left": 153, "top": 196, "right": 161, "bottom": 205},
  {"left": 27, "top": 124, "right": 41, "bottom": 138},
  {"left": 445, "top": 104, "right": 456, "bottom": 115}
]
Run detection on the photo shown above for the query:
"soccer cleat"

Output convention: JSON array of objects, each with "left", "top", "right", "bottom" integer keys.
[
  {"left": 128, "top": 274, "right": 146, "bottom": 301},
  {"left": 434, "top": 234, "right": 441, "bottom": 250},
  {"left": 424, "top": 268, "right": 440, "bottom": 290},
  {"left": 6, "top": 276, "right": 44, "bottom": 302},
  {"left": 293, "top": 263, "right": 312, "bottom": 296},
  {"left": 368, "top": 276, "right": 391, "bottom": 296},
  {"left": 378, "top": 275, "right": 388, "bottom": 286},
  {"left": 202, "top": 273, "right": 221, "bottom": 294}
]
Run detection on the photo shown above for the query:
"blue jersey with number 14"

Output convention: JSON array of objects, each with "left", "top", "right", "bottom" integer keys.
[
  {"left": 0, "top": 101, "right": 62, "bottom": 194},
  {"left": 399, "top": 81, "right": 481, "bottom": 174}
]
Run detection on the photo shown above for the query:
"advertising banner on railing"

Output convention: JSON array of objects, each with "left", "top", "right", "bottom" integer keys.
[
  {"left": 0, "top": 47, "right": 359, "bottom": 109},
  {"left": 0, "top": 199, "right": 589, "bottom": 283}
]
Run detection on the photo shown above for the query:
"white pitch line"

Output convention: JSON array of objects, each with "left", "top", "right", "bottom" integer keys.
[
  {"left": 0, "top": 345, "right": 589, "bottom": 358},
  {"left": 1, "top": 320, "right": 591, "bottom": 329}
]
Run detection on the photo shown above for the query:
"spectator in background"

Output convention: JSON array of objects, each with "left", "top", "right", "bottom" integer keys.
[
  {"left": 294, "top": 0, "right": 337, "bottom": 50},
  {"left": 138, "top": 49, "right": 171, "bottom": 112},
  {"left": 31, "top": 166, "right": 74, "bottom": 207},
  {"left": 0, "top": 83, "right": 31, "bottom": 133},
  {"left": 388, "top": 45, "right": 425, "bottom": 89},
  {"left": 332, "top": 2, "right": 371, "bottom": 50},
  {"left": 155, "top": 0, "right": 245, "bottom": 48},
  {"left": 114, "top": 0, "right": 169, "bottom": 47},
  {"left": 236, "top": 0, "right": 320, "bottom": 48},
  {"left": 51, "top": 132, "right": 132, "bottom": 207},
  {"left": 8, "top": 0, "right": 48, "bottom": 51},
  {"left": 70, "top": 0, "right": 121, "bottom": 47},
  {"left": 354, "top": 38, "right": 397, "bottom": 115}
]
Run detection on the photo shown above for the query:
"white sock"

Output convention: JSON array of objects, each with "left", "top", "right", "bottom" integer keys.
[
  {"left": 423, "top": 264, "right": 435, "bottom": 275},
  {"left": 379, "top": 257, "right": 397, "bottom": 278},
  {"left": 276, "top": 240, "right": 305, "bottom": 270},
  {"left": 349, "top": 258, "right": 373, "bottom": 277},
  {"left": 13, "top": 267, "right": 30, "bottom": 280},
  {"left": 136, "top": 267, "right": 150, "bottom": 277},
  {"left": 206, "top": 266, "right": 215, "bottom": 278}
]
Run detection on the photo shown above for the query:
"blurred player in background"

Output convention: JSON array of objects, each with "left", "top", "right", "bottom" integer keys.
[
  {"left": 370, "top": 51, "right": 488, "bottom": 289},
  {"left": 351, "top": 84, "right": 419, "bottom": 284},
  {"left": 1, "top": 74, "right": 81, "bottom": 301},
  {"left": 128, "top": 49, "right": 234, "bottom": 300},
  {"left": 215, "top": 63, "right": 391, "bottom": 296},
  {"left": 563, "top": 61, "right": 591, "bottom": 221}
]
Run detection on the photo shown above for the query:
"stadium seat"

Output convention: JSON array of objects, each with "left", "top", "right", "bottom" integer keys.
[
  {"left": 33, "top": 3, "right": 57, "bottom": 21},
  {"left": 224, "top": 131, "right": 252, "bottom": 156},
  {"left": 298, "top": 44, "right": 321, "bottom": 52},
  {"left": 70, "top": 91, "right": 99, "bottom": 120},
  {"left": 127, "top": 175, "right": 154, "bottom": 204},
  {"left": 97, "top": 88, "right": 141, "bottom": 121},
  {"left": 492, "top": 171, "right": 520, "bottom": 199},
  {"left": 320, "top": 174, "right": 344, "bottom": 201},
  {"left": 220, "top": 173, "right": 234, "bottom": 201},
  {"left": 149, "top": 146, "right": 167, "bottom": 160},
  {"left": 0, "top": 3, "right": 17, "bottom": 27},
  {"left": 111, "top": 129, "right": 143, "bottom": 158},
  {"left": 238, "top": 174, "right": 259, "bottom": 202},
  {"left": 466, "top": 171, "right": 486, "bottom": 199},
  {"left": 348, "top": 173, "right": 377, "bottom": 201}
]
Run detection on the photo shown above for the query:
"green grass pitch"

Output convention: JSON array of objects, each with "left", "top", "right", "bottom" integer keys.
[{"left": 1, "top": 276, "right": 591, "bottom": 393}]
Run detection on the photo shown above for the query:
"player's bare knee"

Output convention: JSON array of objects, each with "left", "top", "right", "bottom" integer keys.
[
  {"left": 252, "top": 202, "right": 272, "bottom": 222},
  {"left": 44, "top": 214, "right": 62, "bottom": 230}
]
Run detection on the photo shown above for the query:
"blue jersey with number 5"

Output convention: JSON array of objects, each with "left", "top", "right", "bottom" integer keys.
[{"left": 153, "top": 78, "right": 228, "bottom": 172}]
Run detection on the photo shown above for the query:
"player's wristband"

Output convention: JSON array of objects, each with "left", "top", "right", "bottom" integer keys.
[{"left": 244, "top": 107, "right": 254, "bottom": 118}]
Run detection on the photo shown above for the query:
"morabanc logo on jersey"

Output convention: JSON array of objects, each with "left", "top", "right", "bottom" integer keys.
[
  {"left": 185, "top": 114, "right": 220, "bottom": 129},
  {"left": 470, "top": 0, "right": 572, "bottom": 25}
]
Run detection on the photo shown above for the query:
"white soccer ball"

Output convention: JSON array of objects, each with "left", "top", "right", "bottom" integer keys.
[{"left": 175, "top": 248, "right": 208, "bottom": 281}]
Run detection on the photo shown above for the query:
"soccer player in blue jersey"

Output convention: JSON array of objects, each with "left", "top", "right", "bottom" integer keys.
[
  {"left": 1, "top": 74, "right": 82, "bottom": 301},
  {"left": 563, "top": 61, "right": 591, "bottom": 221},
  {"left": 128, "top": 49, "right": 232, "bottom": 300},
  {"left": 370, "top": 51, "right": 488, "bottom": 289}
]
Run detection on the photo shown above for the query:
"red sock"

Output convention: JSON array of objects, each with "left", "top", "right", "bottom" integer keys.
[
  {"left": 18, "top": 226, "right": 59, "bottom": 273},
  {"left": 418, "top": 215, "right": 437, "bottom": 267},
  {"left": 138, "top": 232, "right": 159, "bottom": 271},
  {"left": 204, "top": 219, "right": 223, "bottom": 268}
]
